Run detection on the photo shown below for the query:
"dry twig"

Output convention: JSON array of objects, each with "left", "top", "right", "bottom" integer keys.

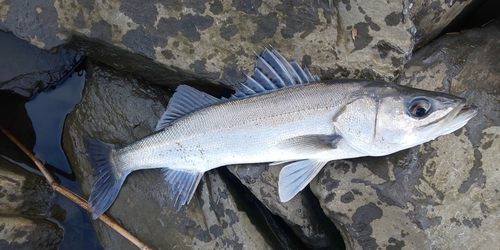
[{"left": 0, "top": 126, "right": 152, "bottom": 250}]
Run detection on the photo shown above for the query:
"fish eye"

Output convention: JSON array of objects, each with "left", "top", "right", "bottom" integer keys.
[{"left": 408, "top": 98, "right": 431, "bottom": 118}]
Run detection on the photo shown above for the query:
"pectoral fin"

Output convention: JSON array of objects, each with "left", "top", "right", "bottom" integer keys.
[
  {"left": 270, "top": 160, "right": 295, "bottom": 166},
  {"left": 278, "top": 159, "right": 329, "bottom": 202},
  {"left": 278, "top": 134, "right": 342, "bottom": 152}
]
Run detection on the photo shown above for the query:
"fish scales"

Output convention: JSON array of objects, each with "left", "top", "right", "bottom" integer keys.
[
  {"left": 118, "top": 81, "right": 363, "bottom": 173},
  {"left": 83, "top": 47, "right": 477, "bottom": 218}
]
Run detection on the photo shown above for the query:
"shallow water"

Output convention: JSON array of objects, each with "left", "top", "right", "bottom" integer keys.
[{"left": 25, "top": 68, "right": 103, "bottom": 250}]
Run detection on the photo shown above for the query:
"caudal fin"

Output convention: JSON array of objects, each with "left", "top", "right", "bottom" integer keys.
[{"left": 84, "top": 136, "right": 127, "bottom": 219}]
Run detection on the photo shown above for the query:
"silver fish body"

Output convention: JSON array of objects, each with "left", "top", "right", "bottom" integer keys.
[
  {"left": 85, "top": 48, "right": 477, "bottom": 219},
  {"left": 119, "top": 81, "right": 363, "bottom": 172}
]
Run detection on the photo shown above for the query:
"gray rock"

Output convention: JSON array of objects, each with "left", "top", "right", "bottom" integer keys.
[
  {"left": 227, "top": 163, "right": 342, "bottom": 249},
  {"left": 0, "top": 216, "right": 63, "bottom": 250},
  {"left": 0, "top": 157, "right": 54, "bottom": 217},
  {"left": 62, "top": 61, "right": 273, "bottom": 249},
  {"left": 410, "top": 0, "right": 475, "bottom": 48},
  {"left": 2, "top": 0, "right": 431, "bottom": 86},
  {"left": 0, "top": 143, "right": 62, "bottom": 249},
  {"left": 0, "top": 31, "right": 82, "bottom": 98},
  {"left": 310, "top": 21, "right": 500, "bottom": 249}
]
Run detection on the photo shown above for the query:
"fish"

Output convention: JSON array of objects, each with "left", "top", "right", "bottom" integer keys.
[{"left": 84, "top": 47, "right": 478, "bottom": 219}]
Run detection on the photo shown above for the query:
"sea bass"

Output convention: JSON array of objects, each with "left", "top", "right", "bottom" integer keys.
[{"left": 85, "top": 47, "right": 477, "bottom": 219}]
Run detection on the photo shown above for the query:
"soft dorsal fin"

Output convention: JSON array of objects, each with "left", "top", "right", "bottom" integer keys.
[
  {"left": 231, "top": 47, "right": 320, "bottom": 99},
  {"left": 155, "top": 85, "right": 220, "bottom": 131}
]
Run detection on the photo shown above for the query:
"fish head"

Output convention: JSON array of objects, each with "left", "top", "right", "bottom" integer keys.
[{"left": 332, "top": 82, "right": 478, "bottom": 156}]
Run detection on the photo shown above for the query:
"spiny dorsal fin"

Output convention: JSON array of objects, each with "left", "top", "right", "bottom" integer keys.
[
  {"left": 266, "top": 47, "right": 301, "bottom": 85},
  {"left": 231, "top": 47, "right": 320, "bottom": 99},
  {"left": 269, "top": 46, "right": 319, "bottom": 83},
  {"left": 155, "top": 85, "right": 220, "bottom": 131},
  {"left": 258, "top": 49, "right": 295, "bottom": 86}
]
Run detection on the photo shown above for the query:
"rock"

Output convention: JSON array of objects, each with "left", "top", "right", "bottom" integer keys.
[
  {"left": 0, "top": 216, "right": 63, "bottom": 250},
  {"left": 310, "top": 21, "right": 500, "bottom": 249},
  {"left": 1, "top": 0, "right": 445, "bottom": 86},
  {"left": 62, "top": 60, "right": 274, "bottom": 249},
  {"left": 0, "top": 157, "right": 54, "bottom": 217},
  {"left": 0, "top": 31, "right": 83, "bottom": 98},
  {"left": 410, "top": 0, "right": 475, "bottom": 48},
  {"left": 442, "top": 0, "right": 500, "bottom": 33},
  {"left": 227, "top": 163, "right": 343, "bottom": 249},
  {"left": 0, "top": 137, "right": 63, "bottom": 249}
]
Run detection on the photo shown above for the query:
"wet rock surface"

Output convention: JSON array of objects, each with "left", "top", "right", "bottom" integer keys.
[
  {"left": 0, "top": 31, "right": 82, "bottom": 98},
  {"left": 0, "top": 158, "right": 54, "bottom": 217},
  {"left": 309, "top": 21, "right": 500, "bottom": 250},
  {"left": 62, "top": 61, "right": 275, "bottom": 249},
  {"left": 0, "top": 216, "right": 63, "bottom": 250},
  {"left": 0, "top": 150, "right": 63, "bottom": 249}
]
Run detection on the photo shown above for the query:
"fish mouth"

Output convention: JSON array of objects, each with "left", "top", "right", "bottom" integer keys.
[
  {"left": 439, "top": 104, "right": 478, "bottom": 135},
  {"left": 457, "top": 105, "right": 478, "bottom": 117}
]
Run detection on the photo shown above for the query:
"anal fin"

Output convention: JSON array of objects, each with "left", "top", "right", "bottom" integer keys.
[
  {"left": 279, "top": 159, "right": 329, "bottom": 202},
  {"left": 161, "top": 168, "right": 204, "bottom": 209}
]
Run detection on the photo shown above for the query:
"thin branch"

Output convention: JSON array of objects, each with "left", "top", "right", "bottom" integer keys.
[{"left": 0, "top": 126, "right": 152, "bottom": 250}]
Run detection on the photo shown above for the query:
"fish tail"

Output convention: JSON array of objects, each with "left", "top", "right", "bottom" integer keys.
[{"left": 84, "top": 136, "right": 127, "bottom": 219}]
